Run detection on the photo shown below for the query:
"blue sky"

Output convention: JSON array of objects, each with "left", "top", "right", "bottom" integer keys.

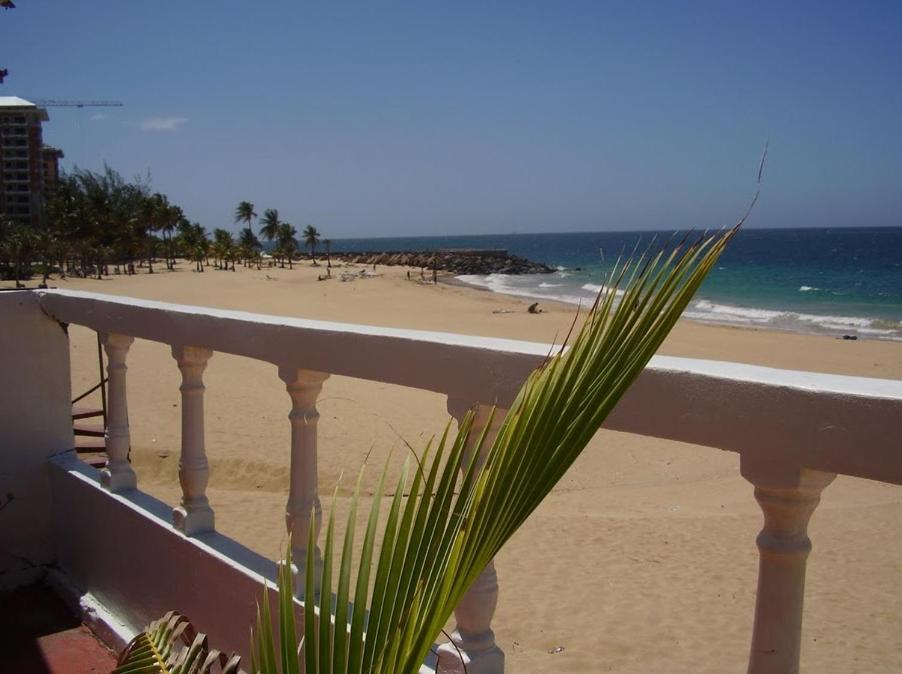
[{"left": 4, "top": 1, "right": 901, "bottom": 237}]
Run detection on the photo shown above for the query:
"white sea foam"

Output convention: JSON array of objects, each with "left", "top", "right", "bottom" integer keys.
[
  {"left": 799, "top": 285, "right": 821, "bottom": 292},
  {"left": 685, "top": 300, "right": 901, "bottom": 340},
  {"left": 582, "top": 283, "right": 625, "bottom": 297},
  {"left": 456, "top": 274, "right": 600, "bottom": 307},
  {"left": 455, "top": 276, "right": 902, "bottom": 341},
  {"left": 688, "top": 300, "right": 782, "bottom": 323}
]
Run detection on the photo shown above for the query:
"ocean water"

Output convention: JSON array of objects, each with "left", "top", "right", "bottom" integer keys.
[{"left": 332, "top": 227, "right": 902, "bottom": 341}]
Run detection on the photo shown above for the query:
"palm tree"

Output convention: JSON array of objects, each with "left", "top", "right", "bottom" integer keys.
[
  {"left": 76, "top": 167, "right": 119, "bottom": 278},
  {"left": 34, "top": 223, "right": 58, "bottom": 287},
  {"left": 234, "top": 201, "right": 257, "bottom": 231},
  {"left": 178, "top": 221, "right": 208, "bottom": 272},
  {"left": 259, "top": 209, "right": 280, "bottom": 245},
  {"left": 238, "top": 227, "right": 261, "bottom": 267},
  {"left": 43, "top": 172, "right": 82, "bottom": 276},
  {"left": 138, "top": 193, "right": 161, "bottom": 274},
  {"left": 4, "top": 222, "right": 34, "bottom": 287},
  {"left": 259, "top": 209, "right": 281, "bottom": 267},
  {"left": 148, "top": 193, "right": 179, "bottom": 271},
  {"left": 277, "top": 222, "right": 297, "bottom": 269},
  {"left": 212, "top": 228, "right": 234, "bottom": 270},
  {"left": 303, "top": 225, "right": 320, "bottom": 264},
  {"left": 41, "top": 165, "right": 190, "bottom": 278},
  {"left": 194, "top": 228, "right": 210, "bottom": 272},
  {"left": 161, "top": 204, "right": 182, "bottom": 270}
]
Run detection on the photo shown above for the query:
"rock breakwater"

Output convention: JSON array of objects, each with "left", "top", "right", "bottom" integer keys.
[{"left": 332, "top": 249, "right": 553, "bottom": 275}]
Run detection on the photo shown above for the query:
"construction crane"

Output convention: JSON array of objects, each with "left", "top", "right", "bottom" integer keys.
[{"left": 29, "top": 99, "right": 124, "bottom": 108}]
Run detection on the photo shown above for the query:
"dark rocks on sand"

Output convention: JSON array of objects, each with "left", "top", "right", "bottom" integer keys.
[{"left": 331, "top": 249, "right": 554, "bottom": 276}]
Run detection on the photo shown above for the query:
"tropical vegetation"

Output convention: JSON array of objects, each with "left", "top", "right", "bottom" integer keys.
[
  {"left": 323, "top": 238, "right": 332, "bottom": 269},
  {"left": 242, "top": 226, "right": 739, "bottom": 674},
  {"left": 274, "top": 222, "right": 296, "bottom": 269},
  {"left": 234, "top": 201, "right": 257, "bottom": 231},
  {"left": 212, "top": 228, "right": 237, "bottom": 271},
  {"left": 1, "top": 166, "right": 188, "bottom": 282},
  {"left": 239, "top": 226, "right": 263, "bottom": 268},
  {"left": 258, "top": 208, "right": 281, "bottom": 247},
  {"left": 114, "top": 611, "right": 240, "bottom": 673},
  {"left": 303, "top": 224, "right": 320, "bottom": 264},
  {"left": 0, "top": 171, "right": 327, "bottom": 283}
]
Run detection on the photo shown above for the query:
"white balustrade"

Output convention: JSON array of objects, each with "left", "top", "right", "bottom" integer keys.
[
  {"left": 100, "top": 332, "right": 137, "bottom": 492},
  {"left": 25, "top": 290, "right": 902, "bottom": 674},
  {"left": 437, "top": 398, "right": 506, "bottom": 674},
  {"left": 741, "top": 458, "right": 836, "bottom": 674},
  {"left": 171, "top": 345, "right": 215, "bottom": 536},
  {"left": 279, "top": 366, "right": 329, "bottom": 596}
]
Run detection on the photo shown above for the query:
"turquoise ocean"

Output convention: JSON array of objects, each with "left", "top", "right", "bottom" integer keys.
[{"left": 332, "top": 227, "right": 902, "bottom": 341}]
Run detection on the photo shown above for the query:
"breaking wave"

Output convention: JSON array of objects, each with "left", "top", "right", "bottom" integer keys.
[
  {"left": 455, "top": 275, "right": 902, "bottom": 341},
  {"left": 456, "top": 273, "right": 600, "bottom": 306},
  {"left": 684, "top": 300, "right": 902, "bottom": 340}
]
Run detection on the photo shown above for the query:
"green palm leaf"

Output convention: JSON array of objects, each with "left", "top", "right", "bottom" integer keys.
[
  {"left": 115, "top": 611, "right": 240, "bottom": 674},
  {"left": 252, "top": 225, "right": 740, "bottom": 674}
]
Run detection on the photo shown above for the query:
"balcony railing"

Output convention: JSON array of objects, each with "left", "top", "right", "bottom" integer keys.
[{"left": 1, "top": 288, "right": 900, "bottom": 674}]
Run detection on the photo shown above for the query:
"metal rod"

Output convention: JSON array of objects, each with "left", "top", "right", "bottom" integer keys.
[
  {"left": 71, "top": 377, "right": 109, "bottom": 405},
  {"left": 97, "top": 331, "right": 107, "bottom": 427}
]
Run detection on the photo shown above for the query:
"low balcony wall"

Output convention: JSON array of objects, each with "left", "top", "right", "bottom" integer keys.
[
  {"left": 0, "top": 291, "right": 72, "bottom": 590},
  {"left": 48, "top": 451, "right": 280, "bottom": 659},
  {"left": 0, "top": 288, "right": 899, "bottom": 674}
]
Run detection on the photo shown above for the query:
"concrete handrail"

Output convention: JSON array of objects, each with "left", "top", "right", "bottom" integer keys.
[
  {"left": 37, "top": 289, "right": 902, "bottom": 485},
  {"left": 31, "top": 288, "right": 902, "bottom": 674}
]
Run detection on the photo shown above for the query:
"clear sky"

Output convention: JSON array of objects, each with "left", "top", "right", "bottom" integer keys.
[{"left": 4, "top": 1, "right": 901, "bottom": 237}]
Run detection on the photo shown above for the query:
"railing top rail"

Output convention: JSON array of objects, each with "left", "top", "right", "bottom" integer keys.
[
  {"left": 38, "top": 288, "right": 552, "bottom": 356},
  {"left": 34, "top": 288, "right": 902, "bottom": 485},
  {"left": 37, "top": 289, "right": 547, "bottom": 405},
  {"left": 36, "top": 289, "right": 902, "bottom": 399},
  {"left": 649, "top": 354, "right": 902, "bottom": 400}
]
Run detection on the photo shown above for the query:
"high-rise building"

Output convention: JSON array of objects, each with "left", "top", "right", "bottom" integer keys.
[
  {"left": 41, "top": 145, "right": 65, "bottom": 186},
  {"left": 0, "top": 96, "right": 50, "bottom": 226}
]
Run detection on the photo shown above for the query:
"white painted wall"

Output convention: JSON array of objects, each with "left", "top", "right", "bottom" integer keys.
[
  {"left": 49, "top": 452, "right": 286, "bottom": 664},
  {"left": 0, "top": 291, "right": 73, "bottom": 589}
]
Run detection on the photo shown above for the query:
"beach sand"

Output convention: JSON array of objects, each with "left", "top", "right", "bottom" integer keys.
[{"left": 16, "top": 261, "right": 902, "bottom": 673}]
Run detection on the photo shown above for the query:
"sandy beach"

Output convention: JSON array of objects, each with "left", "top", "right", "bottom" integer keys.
[{"left": 13, "top": 261, "right": 901, "bottom": 673}]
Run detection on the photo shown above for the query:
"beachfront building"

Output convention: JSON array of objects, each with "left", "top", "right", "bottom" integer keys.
[
  {"left": 41, "top": 144, "right": 65, "bottom": 186},
  {"left": 0, "top": 96, "right": 51, "bottom": 226},
  {"left": 0, "top": 289, "right": 900, "bottom": 672}
]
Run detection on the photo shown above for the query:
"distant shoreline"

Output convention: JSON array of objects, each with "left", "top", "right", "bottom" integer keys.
[
  {"left": 450, "top": 272, "right": 902, "bottom": 343},
  {"left": 323, "top": 229, "right": 902, "bottom": 341}
]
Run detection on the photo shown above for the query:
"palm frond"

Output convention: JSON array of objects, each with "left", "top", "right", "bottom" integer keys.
[
  {"left": 115, "top": 611, "right": 240, "bottom": 674},
  {"left": 252, "top": 225, "right": 740, "bottom": 674}
]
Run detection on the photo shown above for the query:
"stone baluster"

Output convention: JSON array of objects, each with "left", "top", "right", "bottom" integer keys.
[
  {"left": 171, "top": 346, "right": 215, "bottom": 536},
  {"left": 741, "top": 458, "right": 836, "bottom": 674},
  {"left": 437, "top": 398, "right": 506, "bottom": 674},
  {"left": 100, "top": 333, "right": 137, "bottom": 492},
  {"left": 279, "top": 366, "right": 329, "bottom": 597}
]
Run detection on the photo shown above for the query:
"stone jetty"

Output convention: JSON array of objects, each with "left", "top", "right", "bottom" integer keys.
[{"left": 331, "top": 249, "right": 554, "bottom": 275}]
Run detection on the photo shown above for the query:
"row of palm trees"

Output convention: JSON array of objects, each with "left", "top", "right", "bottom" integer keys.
[
  {"left": 0, "top": 165, "right": 331, "bottom": 284},
  {"left": 1, "top": 165, "right": 189, "bottom": 284},
  {"left": 234, "top": 201, "right": 329, "bottom": 269}
]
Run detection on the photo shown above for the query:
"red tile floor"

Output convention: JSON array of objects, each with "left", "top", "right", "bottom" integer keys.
[{"left": 1, "top": 584, "right": 118, "bottom": 673}]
